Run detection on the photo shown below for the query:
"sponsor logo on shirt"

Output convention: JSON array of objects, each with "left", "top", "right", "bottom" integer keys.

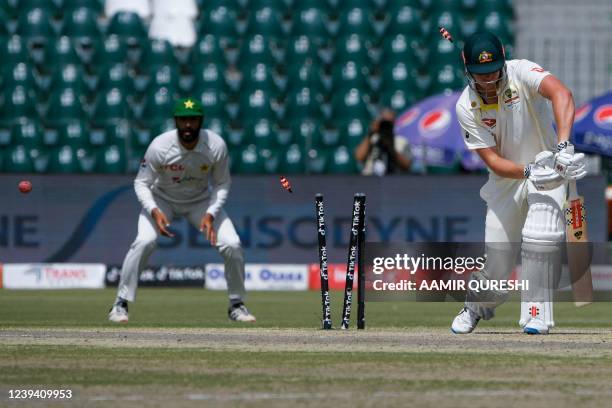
[
  {"left": 482, "top": 118, "right": 496, "bottom": 128},
  {"left": 530, "top": 67, "right": 546, "bottom": 73},
  {"left": 503, "top": 86, "right": 520, "bottom": 110},
  {"left": 162, "top": 164, "right": 185, "bottom": 171}
]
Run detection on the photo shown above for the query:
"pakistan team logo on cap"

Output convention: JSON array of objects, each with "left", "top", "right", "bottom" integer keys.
[
  {"left": 184, "top": 99, "right": 195, "bottom": 109},
  {"left": 478, "top": 51, "right": 493, "bottom": 63}
]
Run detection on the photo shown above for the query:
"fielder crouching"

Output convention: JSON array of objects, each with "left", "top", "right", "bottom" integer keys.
[
  {"left": 108, "top": 98, "right": 255, "bottom": 323},
  {"left": 450, "top": 32, "right": 586, "bottom": 335}
]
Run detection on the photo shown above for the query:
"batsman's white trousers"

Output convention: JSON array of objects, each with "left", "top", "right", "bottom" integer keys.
[{"left": 116, "top": 196, "right": 245, "bottom": 303}]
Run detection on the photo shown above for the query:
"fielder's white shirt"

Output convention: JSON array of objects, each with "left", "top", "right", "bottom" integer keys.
[
  {"left": 456, "top": 59, "right": 556, "bottom": 168},
  {"left": 134, "top": 129, "right": 230, "bottom": 218}
]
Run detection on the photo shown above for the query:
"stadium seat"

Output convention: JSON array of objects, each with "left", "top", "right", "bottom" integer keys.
[
  {"left": 330, "top": 61, "right": 371, "bottom": 93},
  {"left": 2, "top": 63, "right": 38, "bottom": 91},
  {"left": 194, "top": 89, "right": 228, "bottom": 121},
  {"left": 138, "top": 88, "right": 175, "bottom": 126},
  {"left": 379, "top": 33, "right": 421, "bottom": 66},
  {"left": 106, "top": 11, "right": 147, "bottom": 46},
  {"left": 335, "top": 7, "right": 376, "bottom": 38},
  {"left": 278, "top": 143, "right": 305, "bottom": 174},
  {"left": 236, "top": 144, "right": 264, "bottom": 174},
  {"left": 190, "top": 62, "right": 229, "bottom": 93},
  {"left": 62, "top": 7, "right": 101, "bottom": 39},
  {"left": 16, "top": 8, "right": 56, "bottom": 40},
  {"left": 54, "top": 120, "right": 89, "bottom": 148},
  {"left": 305, "top": 147, "right": 329, "bottom": 174},
  {"left": 0, "top": 36, "right": 29, "bottom": 64},
  {"left": 328, "top": 88, "right": 372, "bottom": 121},
  {"left": 333, "top": 34, "right": 373, "bottom": 64},
  {"left": 328, "top": 145, "right": 357, "bottom": 174},
  {"left": 4, "top": 145, "right": 35, "bottom": 173},
  {"left": 426, "top": 11, "right": 462, "bottom": 43},
  {"left": 283, "top": 87, "right": 324, "bottom": 121},
  {"left": 189, "top": 34, "right": 227, "bottom": 65},
  {"left": 0, "top": 86, "right": 38, "bottom": 125},
  {"left": 476, "top": 10, "right": 514, "bottom": 44},
  {"left": 290, "top": 7, "right": 331, "bottom": 44},
  {"left": 336, "top": 118, "right": 368, "bottom": 149},
  {"left": 236, "top": 88, "right": 277, "bottom": 122},
  {"left": 384, "top": 2, "right": 422, "bottom": 36},
  {"left": 142, "top": 64, "right": 182, "bottom": 94},
  {"left": 284, "top": 63, "right": 326, "bottom": 94},
  {"left": 240, "top": 62, "right": 281, "bottom": 95},
  {"left": 428, "top": 38, "right": 461, "bottom": 68},
  {"left": 44, "top": 36, "right": 84, "bottom": 66},
  {"left": 141, "top": 39, "right": 177, "bottom": 67},
  {"left": 237, "top": 35, "right": 279, "bottom": 67},
  {"left": 62, "top": 0, "right": 103, "bottom": 13},
  {"left": 46, "top": 64, "right": 89, "bottom": 96},
  {"left": 377, "top": 89, "right": 416, "bottom": 112},
  {"left": 47, "top": 145, "right": 81, "bottom": 173},
  {"left": 243, "top": 118, "right": 277, "bottom": 148},
  {"left": 95, "top": 63, "right": 134, "bottom": 94},
  {"left": 427, "top": 64, "right": 465, "bottom": 95},
  {"left": 378, "top": 61, "right": 420, "bottom": 95},
  {"left": 198, "top": 5, "right": 239, "bottom": 42},
  {"left": 259, "top": 147, "right": 281, "bottom": 174},
  {"left": 247, "top": 0, "right": 288, "bottom": 13},
  {"left": 293, "top": 119, "right": 338, "bottom": 148},
  {"left": 44, "top": 87, "right": 87, "bottom": 127},
  {"left": 285, "top": 35, "right": 322, "bottom": 66},
  {"left": 11, "top": 119, "right": 43, "bottom": 149},
  {"left": 91, "top": 35, "right": 129, "bottom": 67},
  {"left": 90, "top": 88, "right": 131, "bottom": 127},
  {"left": 245, "top": 6, "right": 286, "bottom": 38},
  {"left": 95, "top": 144, "right": 127, "bottom": 173},
  {"left": 0, "top": 9, "right": 9, "bottom": 37}
]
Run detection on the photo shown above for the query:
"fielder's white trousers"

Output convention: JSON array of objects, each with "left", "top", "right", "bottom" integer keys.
[{"left": 116, "top": 196, "right": 245, "bottom": 304}]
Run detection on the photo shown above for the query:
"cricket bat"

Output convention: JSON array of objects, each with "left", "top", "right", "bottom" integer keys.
[{"left": 564, "top": 179, "right": 594, "bottom": 306}]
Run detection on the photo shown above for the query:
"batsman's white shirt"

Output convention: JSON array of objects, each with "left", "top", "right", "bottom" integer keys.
[
  {"left": 134, "top": 129, "right": 229, "bottom": 217},
  {"left": 455, "top": 59, "right": 565, "bottom": 242}
]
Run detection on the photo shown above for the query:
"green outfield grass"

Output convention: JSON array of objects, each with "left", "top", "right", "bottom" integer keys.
[
  {"left": 0, "top": 288, "right": 610, "bottom": 328},
  {"left": 1, "top": 289, "right": 611, "bottom": 407}
]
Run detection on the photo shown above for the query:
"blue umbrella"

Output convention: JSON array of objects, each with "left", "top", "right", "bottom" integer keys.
[
  {"left": 395, "top": 92, "right": 485, "bottom": 171},
  {"left": 573, "top": 90, "right": 612, "bottom": 156}
]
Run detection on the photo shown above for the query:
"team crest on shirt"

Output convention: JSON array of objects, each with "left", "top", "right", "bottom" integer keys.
[{"left": 503, "top": 86, "right": 520, "bottom": 110}]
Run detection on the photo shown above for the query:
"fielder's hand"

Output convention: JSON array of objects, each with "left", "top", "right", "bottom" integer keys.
[
  {"left": 151, "top": 208, "right": 174, "bottom": 237},
  {"left": 527, "top": 151, "right": 566, "bottom": 191},
  {"left": 554, "top": 141, "right": 587, "bottom": 180},
  {"left": 200, "top": 213, "right": 217, "bottom": 246}
]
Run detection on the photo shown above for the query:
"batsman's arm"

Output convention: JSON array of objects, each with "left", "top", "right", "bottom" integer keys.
[
  {"left": 538, "top": 75, "right": 575, "bottom": 143},
  {"left": 476, "top": 147, "right": 526, "bottom": 179}
]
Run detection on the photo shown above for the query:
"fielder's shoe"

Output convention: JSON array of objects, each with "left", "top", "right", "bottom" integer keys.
[
  {"left": 451, "top": 307, "right": 480, "bottom": 334},
  {"left": 228, "top": 303, "right": 256, "bottom": 322},
  {"left": 523, "top": 317, "right": 549, "bottom": 335},
  {"left": 108, "top": 302, "right": 129, "bottom": 323}
]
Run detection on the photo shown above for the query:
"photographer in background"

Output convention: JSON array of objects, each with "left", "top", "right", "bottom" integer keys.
[{"left": 354, "top": 109, "right": 412, "bottom": 176}]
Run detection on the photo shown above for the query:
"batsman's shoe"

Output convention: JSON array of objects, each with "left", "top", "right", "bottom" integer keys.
[
  {"left": 108, "top": 303, "right": 129, "bottom": 323},
  {"left": 523, "top": 317, "right": 549, "bottom": 335},
  {"left": 451, "top": 307, "right": 480, "bottom": 334},
  {"left": 228, "top": 303, "right": 256, "bottom": 322}
]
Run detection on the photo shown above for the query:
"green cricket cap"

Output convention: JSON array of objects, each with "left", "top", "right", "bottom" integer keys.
[
  {"left": 173, "top": 98, "right": 204, "bottom": 117},
  {"left": 462, "top": 31, "right": 505, "bottom": 74}
]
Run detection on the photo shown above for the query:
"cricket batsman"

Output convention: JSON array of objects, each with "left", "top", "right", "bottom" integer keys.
[
  {"left": 450, "top": 31, "right": 586, "bottom": 334},
  {"left": 108, "top": 98, "right": 256, "bottom": 323}
]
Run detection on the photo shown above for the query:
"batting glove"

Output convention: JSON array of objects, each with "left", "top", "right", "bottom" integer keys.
[
  {"left": 554, "top": 141, "right": 587, "bottom": 180},
  {"left": 527, "top": 151, "right": 565, "bottom": 191}
]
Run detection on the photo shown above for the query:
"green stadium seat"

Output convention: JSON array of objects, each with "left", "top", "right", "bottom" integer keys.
[
  {"left": 95, "top": 63, "right": 134, "bottom": 93},
  {"left": 44, "top": 88, "right": 87, "bottom": 127},
  {"left": 204, "top": 117, "right": 226, "bottom": 137},
  {"left": 194, "top": 89, "right": 228, "bottom": 121},
  {"left": 426, "top": 11, "right": 462, "bottom": 42},
  {"left": 48, "top": 145, "right": 81, "bottom": 173},
  {"left": 62, "top": 7, "right": 101, "bottom": 39},
  {"left": 333, "top": 34, "right": 373, "bottom": 64},
  {"left": 284, "top": 87, "right": 324, "bottom": 121},
  {"left": 198, "top": 5, "right": 239, "bottom": 41},
  {"left": 4, "top": 145, "right": 35, "bottom": 173},
  {"left": 0, "top": 125, "right": 11, "bottom": 146},
  {"left": 2, "top": 63, "right": 38, "bottom": 91},
  {"left": 142, "top": 39, "right": 177, "bottom": 67},
  {"left": 278, "top": 143, "right": 305, "bottom": 174},
  {"left": 284, "top": 63, "right": 326, "bottom": 94},
  {"left": 290, "top": 7, "right": 331, "bottom": 43},
  {"left": 91, "top": 35, "right": 129, "bottom": 67},
  {"left": 236, "top": 88, "right": 277, "bottom": 122},
  {"left": 0, "top": 9, "right": 9, "bottom": 37},
  {"left": 236, "top": 144, "right": 264, "bottom": 174},
  {"left": 53, "top": 120, "right": 89, "bottom": 148},
  {"left": 328, "top": 145, "right": 357, "bottom": 174},
  {"left": 294, "top": 120, "right": 338, "bottom": 148},
  {"left": 62, "top": 0, "right": 103, "bottom": 13},
  {"left": 259, "top": 147, "right": 281, "bottom": 174},
  {"left": 11, "top": 119, "right": 43, "bottom": 149},
  {"left": 189, "top": 35, "right": 227, "bottom": 65},
  {"left": 16, "top": 8, "right": 56, "bottom": 40},
  {"left": 190, "top": 62, "right": 228, "bottom": 93},
  {"left": 0, "top": 36, "right": 29, "bottom": 64},
  {"left": 330, "top": 60, "right": 371, "bottom": 93},
  {"left": 335, "top": 7, "right": 376, "bottom": 38},
  {"left": 245, "top": 7, "right": 285, "bottom": 38},
  {"left": 240, "top": 63, "right": 281, "bottom": 94},
  {"left": 478, "top": 0, "right": 514, "bottom": 17},
  {"left": 44, "top": 36, "right": 83, "bottom": 66},
  {"left": 379, "top": 33, "right": 421, "bottom": 66},
  {"left": 91, "top": 88, "right": 131, "bottom": 126},
  {"left": 0, "top": 86, "right": 38, "bottom": 125},
  {"left": 225, "top": 122, "right": 246, "bottom": 148},
  {"left": 243, "top": 118, "right": 276, "bottom": 148},
  {"left": 427, "top": 64, "right": 465, "bottom": 95},
  {"left": 428, "top": 38, "right": 461, "bottom": 67},
  {"left": 378, "top": 61, "right": 420, "bottom": 94},
  {"left": 21, "top": 0, "right": 57, "bottom": 12},
  {"left": 138, "top": 88, "right": 175, "bottom": 126},
  {"left": 336, "top": 118, "right": 368, "bottom": 149},
  {"left": 378, "top": 89, "right": 416, "bottom": 112},
  {"left": 247, "top": 0, "right": 288, "bottom": 13},
  {"left": 46, "top": 64, "right": 89, "bottom": 96},
  {"left": 384, "top": 3, "right": 422, "bottom": 36},
  {"left": 305, "top": 147, "right": 329, "bottom": 174},
  {"left": 329, "top": 88, "right": 372, "bottom": 121},
  {"left": 476, "top": 11, "right": 514, "bottom": 44},
  {"left": 238, "top": 35, "right": 278, "bottom": 66},
  {"left": 106, "top": 12, "right": 147, "bottom": 46},
  {"left": 285, "top": 35, "right": 321, "bottom": 66},
  {"left": 95, "top": 144, "right": 126, "bottom": 173},
  {"left": 198, "top": 0, "right": 240, "bottom": 12},
  {"left": 143, "top": 64, "right": 182, "bottom": 94}
]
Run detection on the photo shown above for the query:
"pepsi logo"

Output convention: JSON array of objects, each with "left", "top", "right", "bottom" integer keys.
[
  {"left": 418, "top": 109, "right": 451, "bottom": 136},
  {"left": 594, "top": 105, "right": 612, "bottom": 130},
  {"left": 397, "top": 108, "right": 420, "bottom": 128},
  {"left": 574, "top": 103, "right": 591, "bottom": 122}
]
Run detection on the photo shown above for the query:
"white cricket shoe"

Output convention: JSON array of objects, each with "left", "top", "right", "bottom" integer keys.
[
  {"left": 523, "top": 317, "right": 549, "bottom": 335},
  {"left": 228, "top": 303, "right": 256, "bottom": 322},
  {"left": 451, "top": 307, "right": 480, "bottom": 334},
  {"left": 108, "top": 303, "right": 129, "bottom": 323}
]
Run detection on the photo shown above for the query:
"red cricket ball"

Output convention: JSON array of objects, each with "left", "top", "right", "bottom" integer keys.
[{"left": 18, "top": 180, "right": 32, "bottom": 194}]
